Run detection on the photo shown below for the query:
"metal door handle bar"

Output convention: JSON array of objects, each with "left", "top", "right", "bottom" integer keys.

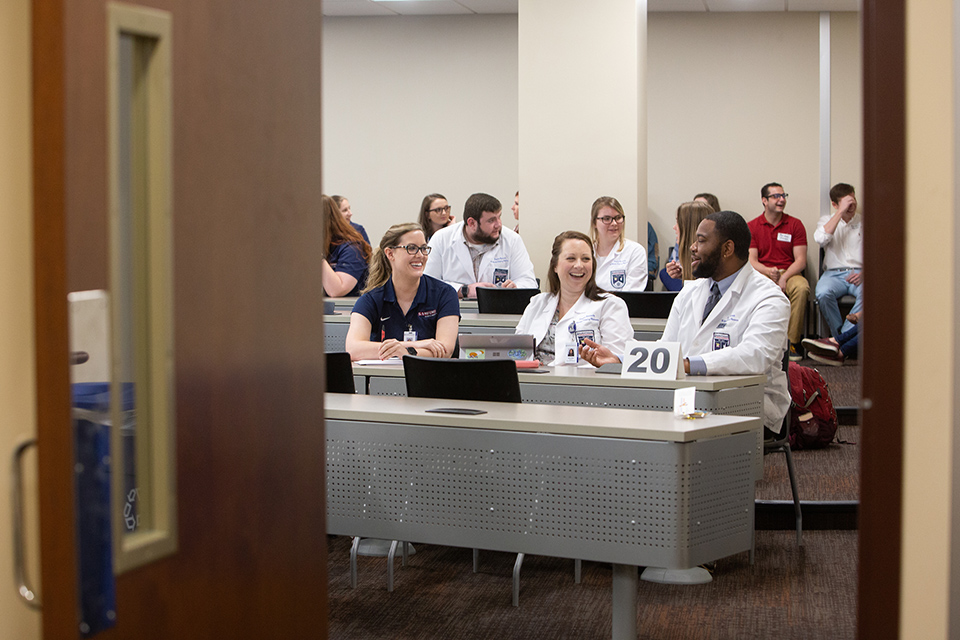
[{"left": 11, "top": 438, "right": 40, "bottom": 610}]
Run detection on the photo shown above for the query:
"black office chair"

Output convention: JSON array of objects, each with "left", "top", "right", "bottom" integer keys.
[
  {"left": 751, "top": 348, "right": 801, "bottom": 564},
  {"left": 609, "top": 290, "right": 678, "bottom": 319},
  {"left": 402, "top": 355, "right": 525, "bottom": 601},
  {"left": 475, "top": 287, "right": 540, "bottom": 315},
  {"left": 325, "top": 352, "right": 356, "bottom": 394},
  {"left": 402, "top": 356, "right": 521, "bottom": 403}
]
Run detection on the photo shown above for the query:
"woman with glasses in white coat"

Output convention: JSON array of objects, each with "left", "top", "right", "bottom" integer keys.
[
  {"left": 346, "top": 223, "right": 460, "bottom": 361},
  {"left": 515, "top": 230, "right": 632, "bottom": 366},
  {"left": 591, "top": 196, "right": 648, "bottom": 292}
]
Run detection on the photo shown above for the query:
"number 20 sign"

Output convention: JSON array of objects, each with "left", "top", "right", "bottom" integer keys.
[{"left": 620, "top": 340, "right": 683, "bottom": 380}]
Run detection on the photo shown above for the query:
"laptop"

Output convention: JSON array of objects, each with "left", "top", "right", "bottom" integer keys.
[{"left": 458, "top": 333, "right": 535, "bottom": 361}]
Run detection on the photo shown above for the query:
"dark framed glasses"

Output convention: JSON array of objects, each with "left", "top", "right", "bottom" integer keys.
[
  {"left": 428, "top": 205, "right": 452, "bottom": 215},
  {"left": 390, "top": 244, "right": 432, "bottom": 255},
  {"left": 598, "top": 214, "right": 625, "bottom": 224}
]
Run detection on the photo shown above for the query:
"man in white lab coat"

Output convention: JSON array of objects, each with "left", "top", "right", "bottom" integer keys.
[
  {"left": 424, "top": 192, "right": 538, "bottom": 299},
  {"left": 581, "top": 211, "right": 791, "bottom": 435}
]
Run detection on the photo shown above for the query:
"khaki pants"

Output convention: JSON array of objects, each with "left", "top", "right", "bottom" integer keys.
[{"left": 781, "top": 272, "right": 810, "bottom": 344}]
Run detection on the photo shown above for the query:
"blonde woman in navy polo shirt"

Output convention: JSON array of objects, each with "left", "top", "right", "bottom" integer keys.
[{"left": 346, "top": 223, "right": 461, "bottom": 361}]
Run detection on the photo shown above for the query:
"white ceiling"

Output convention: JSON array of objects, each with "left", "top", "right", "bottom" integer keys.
[{"left": 322, "top": 0, "right": 860, "bottom": 17}]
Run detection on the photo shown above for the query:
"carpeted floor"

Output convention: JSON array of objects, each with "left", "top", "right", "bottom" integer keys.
[
  {"left": 328, "top": 530, "right": 857, "bottom": 639},
  {"left": 328, "top": 362, "right": 863, "bottom": 639}
]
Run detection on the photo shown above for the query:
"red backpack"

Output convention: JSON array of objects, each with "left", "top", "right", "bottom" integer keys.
[{"left": 787, "top": 362, "right": 839, "bottom": 449}]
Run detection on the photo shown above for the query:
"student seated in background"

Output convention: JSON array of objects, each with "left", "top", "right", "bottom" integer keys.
[
  {"left": 748, "top": 182, "right": 809, "bottom": 361},
  {"left": 814, "top": 182, "right": 863, "bottom": 339},
  {"left": 660, "top": 200, "right": 714, "bottom": 291},
  {"left": 345, "top": 223, "right": 460, "bottom": 361},
  {"left": 646, "top": 222, "right": 659, "bottom": 289},
  {"left": 425, "top": 192, "right": 538, "bottom": 299},
  {"left": 511, "top": 191, "right": 520, "bottom": 233},
  {"left": 515, "top": 231, "right": 632, "bottom": 367},
  {"left": 581, "top": 211, "right": 791, "bottom": 435},
  {"left": 418, "top": 193, "right": 454, "bottom": 242},
  {"left": 803, "top": 311, "right": 860, "bottom": 366},
  {"left": 331, "top": 195, "right": 370, "bottom": 245},
  {"left": 694, "top": 192, "right": 721, "bottom": 214},
  {"left": 591, "top": 196, "right": 648, "bottom": 292},
  {"left": 322, "top": 194, "right": 372, "bottom": 298}
]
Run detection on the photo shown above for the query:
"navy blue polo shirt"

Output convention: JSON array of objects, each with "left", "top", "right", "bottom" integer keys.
[
  {"left": 352, "top": 274, "right": 460, "bottom": 342},
  {"left": 328, "top": 241, "right": 369, "bottom": 297}
]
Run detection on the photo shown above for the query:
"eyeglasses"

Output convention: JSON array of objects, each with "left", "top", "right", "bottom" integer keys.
[
  {"left": 390, "top": 244, "right": 432, "bottom": 255},
  {"left": 765, "top": 193, "right": 789, "bottom": 200},
  {"left": 428, "top": 205, "right": 452, "bottom": 215},
  {"left": 597, "top": 214, "right": 625, "bottom": 224}
]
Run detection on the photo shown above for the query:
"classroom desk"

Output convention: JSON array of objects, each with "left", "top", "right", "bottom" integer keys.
[
  {"left": 352, "top": 363, "right": 766, "bottom": 477},
  {"left": 325, "top": 392, "right": 760, "bottom": 640},
  {"left": 324, "top": 312, "right": 667, "bottom": 352}
]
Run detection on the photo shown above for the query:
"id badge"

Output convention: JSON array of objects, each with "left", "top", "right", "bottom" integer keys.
[
  {"left": 712, "top": 332, "right": 731, "bottom": 350},
  {"left": 565, "top": 321, "right": 580, "bottom": 364},
  {"left": 403, "top": 330, "right": 417, "bottom": 342}
]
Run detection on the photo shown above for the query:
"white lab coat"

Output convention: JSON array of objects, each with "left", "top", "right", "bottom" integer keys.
[
  {"left": 425, "top": 221, "right": 538, "bottom": 291},
  {"left": 515, "top": 291, "right": 633, "bottom": 367},
  {"left": 595, "top": 239, "right": 648, "bottom": 292},
  {"left": 661, "top": 263, "right": 791, "bottom": 432}
]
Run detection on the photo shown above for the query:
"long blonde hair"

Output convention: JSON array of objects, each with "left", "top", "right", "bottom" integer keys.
[
  {"left": 676, "top": 201, "right": 715, "bottom": 280},
  {"left": 589, "top": 196, "right": 626, "bottom": 252},
  {"left": 362, "top": 222, "right": 423, "bottom": 294}
]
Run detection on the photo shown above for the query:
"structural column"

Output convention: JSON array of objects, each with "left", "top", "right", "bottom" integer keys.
[{"left": 518, "top": 0, "right": 647, "bottom": 274}]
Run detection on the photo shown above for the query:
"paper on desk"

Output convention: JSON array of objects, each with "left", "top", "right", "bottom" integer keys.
[
  {"left": 673, "top": 386, "right": 697, "bottom": 416},
  {"left": 355, "top": 358, "right": 403, "bottom": 366}
]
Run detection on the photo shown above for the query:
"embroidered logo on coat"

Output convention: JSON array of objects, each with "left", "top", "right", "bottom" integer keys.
[
  {"left": 418, "top": 309, "right": 437, "bottom": 318},
  {"left": 610, "top": 270, "right": 626, "bottom": 289}
]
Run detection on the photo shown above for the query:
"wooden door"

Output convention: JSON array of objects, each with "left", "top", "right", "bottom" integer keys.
[{"left": 33, "top": 1, "right": 328, "bottom": 637}]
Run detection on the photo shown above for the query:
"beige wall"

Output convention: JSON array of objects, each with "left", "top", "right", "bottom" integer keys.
[
  {"left": 321, "top": 14, "right": 519, "bottom": 250},
  {"left": 323, "top": 11, "right": 862, "bottom": 284},
  {"left": 0, "top": 0, "right": 40, "bottom": 637},
  {"left": 518, "top": 0, "right": 645, "bottom": 279},
  {"left": 901, "top": 1, "right": 955, "bottom": 636}
]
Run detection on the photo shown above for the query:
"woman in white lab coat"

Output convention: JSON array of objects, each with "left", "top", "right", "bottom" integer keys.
[
  {"left": 515, "top": 230, "right": 632, "bottom": 366},
  {"left": 591, "top": 196, "right": 648, "bottom": 292}
]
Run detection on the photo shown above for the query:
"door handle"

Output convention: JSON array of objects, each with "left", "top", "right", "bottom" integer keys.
[{"left": 11, "top": 437, "right": 40, "bottom": 610}]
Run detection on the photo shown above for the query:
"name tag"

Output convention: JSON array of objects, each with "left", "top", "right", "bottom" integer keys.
[
  {"left": 621, "top": 340, "right": 683, "bottom": 380},
  {"left": 777, "top": 232, "right": 792, "bottom": 242}
]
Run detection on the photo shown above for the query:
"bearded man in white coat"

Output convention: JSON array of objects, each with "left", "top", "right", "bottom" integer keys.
[
  {"left": 425, "top": 192, "right": 538, "bottom": 300},
  {"left": 581, "top": 210, "right": 791, "bottom": 435}
]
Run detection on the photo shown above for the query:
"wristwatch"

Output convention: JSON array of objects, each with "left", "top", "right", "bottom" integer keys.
[
  {"left": 406, "top": 347, "right": 417, "bottom": 356},
  {"left": 460, "top": 284, "right": 469, "bottom": 299}
]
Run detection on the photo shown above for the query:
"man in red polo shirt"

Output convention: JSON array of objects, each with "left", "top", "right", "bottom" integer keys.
[{"left": 748, "top": 182, "right": 809, "bottom": 360}]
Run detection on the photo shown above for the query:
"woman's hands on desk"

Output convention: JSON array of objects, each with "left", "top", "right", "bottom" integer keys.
[{"left": 379, "top": 338, "right": 446, "bottom": 360}]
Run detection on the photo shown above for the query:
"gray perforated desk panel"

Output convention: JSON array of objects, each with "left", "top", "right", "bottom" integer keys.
[
  {"left": 323, "top": 313, "right": 667, "bottom": 352},
  {"left": 325, "top": 393, "right": 760, "bottom": 640},
  {"left": 353, "top": 364, "right": 766, "bottom": 477}
]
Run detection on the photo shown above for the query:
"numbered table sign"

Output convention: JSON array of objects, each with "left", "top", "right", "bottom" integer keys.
[{"left": 620, "top": 340, "right": 683, "bottom": 380}]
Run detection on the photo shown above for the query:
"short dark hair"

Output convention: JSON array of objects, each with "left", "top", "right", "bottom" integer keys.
[
  {"left": 463, "top": 193, "right": 501, "bottom": 224},
  {"left": 761, "top": 182, "right": 783, "bottom": 199},
  {"left": 829, "top": 183, "right": 856, "bottom": 204},
  {"left": 705, "top": 211, "right": 751, "bottom": 261}
]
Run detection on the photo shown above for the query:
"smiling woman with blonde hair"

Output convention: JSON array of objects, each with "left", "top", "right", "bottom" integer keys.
[{"left": 345, "top": 223, "right": 460, "bottom": 361}]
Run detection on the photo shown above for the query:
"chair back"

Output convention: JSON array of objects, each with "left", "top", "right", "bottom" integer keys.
[
  {"left": 609, "top": 291, "right": 678, "bottom": 318},
  {"left": 476, "top": 287, "right": 540, "bottom": 315},
  {"left": 402, "top": 356, "right": 521, "bottom": 403},
  {"left": 325, "top": 351, "right": 356, "bottom": 394}
]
